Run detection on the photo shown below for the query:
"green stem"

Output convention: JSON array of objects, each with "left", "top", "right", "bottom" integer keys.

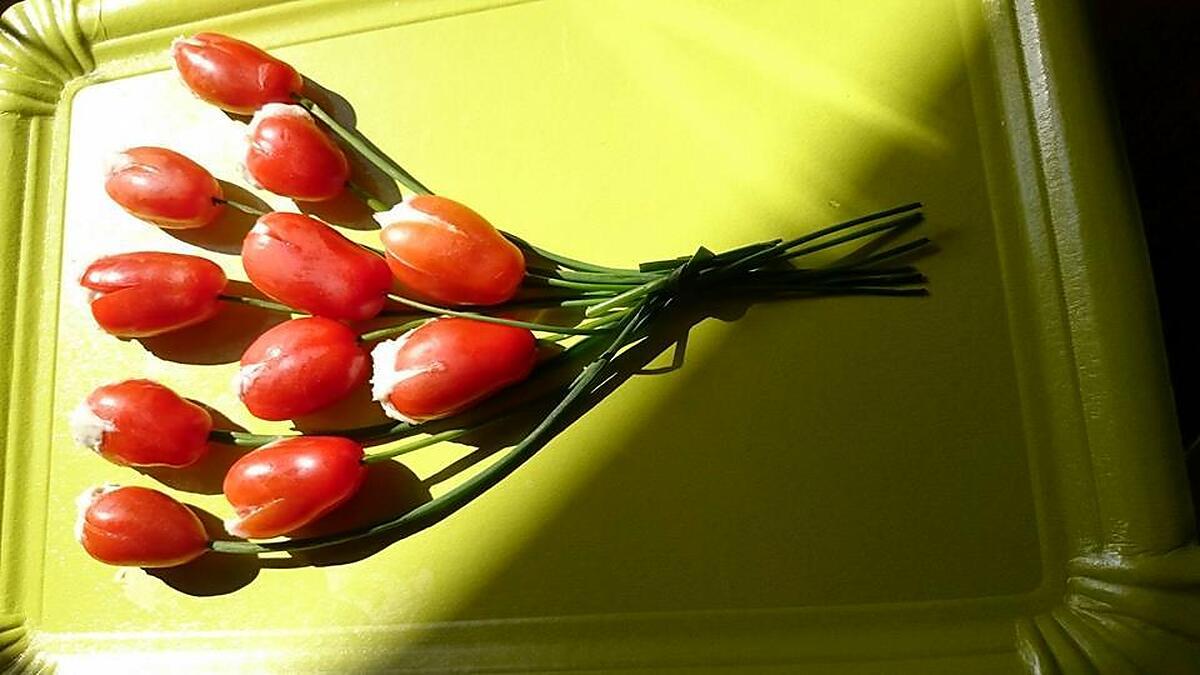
[
  {"left": 835, "top": 238, "right": 933, "bottom": 269},
  {"left": 806, "top": 272, "right": 926, "bottom": 287},
  {"left": 476, "top": 295, "right": 614, "bottom": 310},
  {"left": 710, "top": 203, "right": 922, "bottom": 280},
  {"left": 345, "top": 180, "right": 389, "bottom": 212},
  {"left": 362, "top": 427, "right": 473, "bottom": 463},
  {"left": 207, "top": 430, "right": 286, "bottom": 447},
  {"left": 524, "top": 274, "right": 640, "bottom": 292},
  {"left": 541, "top": 306, "right": 634, "bottom": 341},
  {"left": 752, "top": 265, "right": 917, "bottom": 280},
  {"left": 359, "top": 317, "right": 431, "bottom": 343},
  {"left": 638, "top": 240, "right": 781, "bottom": 272},
  {"left": 386, "top": 295, "right": 623, "bottom": 336},
  {"left": 584, "top": 276, "right": 671, "bottom": 317},
  {"left": 503, "top": 232, "right": 640, "bottom": 275},
  {"left": 208, "top": 419, "right": 422, "bottom": 448},
  {"left": 299, "top": 98, "right": 643, "bottom": 280},
  {"left": 218, "top": 294, "right": 299, "bottom": 314},
  {"left": 549, "top": 268, "right": 664, "bottom": 284},
  {"left": 724, "top": 285, "right": 929, "bottom": 298},
  {"left": 296, "top": 96, "right": 433, "bottom": 196},
  {"left": 746, "top": 268, "right": 926, "bottom": 287},
  {"left": 214, "top": 197, "right": 267, "bottom": 217},
  {"left": 559, "top": 296, "right": 618, "bottom": 308},
  {"left": 781, "top": 213, "right": 923, "bottom": 261}
]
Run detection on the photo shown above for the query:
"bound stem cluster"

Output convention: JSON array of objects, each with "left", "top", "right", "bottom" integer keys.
[{"left": 209, "top": 97, "right": 931, "bottom": 555}]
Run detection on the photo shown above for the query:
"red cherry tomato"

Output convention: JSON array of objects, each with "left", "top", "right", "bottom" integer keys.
[
  {"left": 81, "top": 252, "right": 227, "bottom": 338},
  {"left": 76, "top": 485, "right": 209, "bottom": 567},
  {"left": 376, "top": 196, "right": 526, "bottom": 306},
  {"left": 242, "top": 212, "right": 391, "bottom": 320},
  {"left": 104, "top": 147, "right": 224, "bottom": 229},
  {"left": 236, "top": 317, "right": 369, "bottom": 421},
  {"left": 371, "top": 317, "right": 536, "bottom": 422},
  {"left": 223, "top": 436, "right": 366, "bottom": 538},
  {"left": 171, "top": 32, "right": 303, "bottom": 114},
  {"left": 71, "top": 379, "right": 212, "bottom": 468},
  {"left": 244, "top": 104, "right": 348, "bottom": 201}
]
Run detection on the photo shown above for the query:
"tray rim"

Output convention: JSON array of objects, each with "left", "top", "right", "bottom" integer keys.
[{"left": 1, "top": 0, "right": 1197, "bottom": 671}]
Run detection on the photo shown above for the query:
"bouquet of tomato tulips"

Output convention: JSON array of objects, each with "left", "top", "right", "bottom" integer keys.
[{"left": 72, "top": 33, "right": 933, "bottom": 569}]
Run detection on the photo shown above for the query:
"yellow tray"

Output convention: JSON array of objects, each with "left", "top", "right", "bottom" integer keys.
[{"left": 2, "top": 0, "right": 1197, "bottom": 672}]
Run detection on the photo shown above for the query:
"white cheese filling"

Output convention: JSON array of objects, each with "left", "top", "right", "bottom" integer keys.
[
  {"left": 372, "top": 198, "right": 464, "bottom": 236},
  {"left": 168, "top": 35, "right": 201, "bottom": 74},
  {"left": 69, "top": 402, "right": 115, "bottom": 453},
  {"left": 370, "top": 333, "right": 446, "bottom": 423},
  {"left": 223, "top": 497, "right": 285, "bottom": 538},
  {"left": 372, "top": 198, "right": 435, "bottom": 229},
  {"left": 247, "top": 103, "right": 313, "bottom": 138},
  {"left": 74, "top": 483, "right": 121, "bottom": 543},
  {"left": 102, "top": 150, "right": 137, "bottom": 180},
  {"left": 232, "top": 361, "right": 269, "bottom": 400}
]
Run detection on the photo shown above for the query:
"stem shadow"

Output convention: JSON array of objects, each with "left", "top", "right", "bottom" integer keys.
[
  {"left": 259, "top": 461, "right": 432, "bottom": 568},
  {"left": 290, "top": 380, "right": 392, "bottom": 435},
  {"left": 136, "top": 280, "right": 288, "bottom": 365},
  {"left": 367, "top": 297, "right": 753, "bottom": 508},
  {"left": 139, "top": 405, "right": 249, "bottom": 495},
  {"left": 300, "top": 76, "right": 404, "bottom": 228},
  {"left": 146, "top": 506, "right": 260, "bottom": 595},
  {"left": 147, "top": 464, "right": 430, "bottom": 593},
  {"left": 164, "top": 182, "right": 270, "bottom": 255},
  {"left": 297, "top": 187, "right": 383, "bottom": 231}
]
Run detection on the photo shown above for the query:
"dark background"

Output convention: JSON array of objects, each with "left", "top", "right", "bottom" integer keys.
[
  {"left": 1087, "top": 0, "right": 1200, "bottom": 520},
  {"left": 1, "top": 0, "right": 1196, "bottom": 512}
]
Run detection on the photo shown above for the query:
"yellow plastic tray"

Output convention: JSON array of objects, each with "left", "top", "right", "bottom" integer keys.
[{"left": 2, "top": 0, "right": 1197, "bottom": 672}]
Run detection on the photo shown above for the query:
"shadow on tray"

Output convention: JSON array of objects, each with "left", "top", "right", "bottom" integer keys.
[{"left": 141, "top": 274, "right": 928, "bottom": 596}]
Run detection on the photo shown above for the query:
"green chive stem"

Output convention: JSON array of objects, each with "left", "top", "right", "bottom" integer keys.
[
  {"left": 214, "top": 197, "right": 267, "bottom": 217},
  {"left": 385, "top": 295, "right": 623, "bottom": 336},
  {"left": 359, "top": 317, "right": 431, "bottom": 343},
  {"left": 296, "top": 95, "right": 433, "bottom": 196},
  {"left": 218, "top": 294, "right": 299, "bottom": 314},
  {"left": 362, "top": 427, "right": 474, "bottom": 463},
  {"left": 345, "top": 180, "right": 389, "bottom": 212},
  {"left": 524, "top": 274, "right": 642, "bottom": 292}
]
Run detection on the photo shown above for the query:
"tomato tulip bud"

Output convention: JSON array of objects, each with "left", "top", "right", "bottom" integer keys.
[
  {"left": 81, "top": 252, "right": 227, "bottom": 338},
  {"left": 244, "top": 104, "right": 348, "bottom": 201},
  {"left": 223, "top": 436, "right": 366, "bottom": 538},
  {"left": 242, "top": 212, "right": 392, "bottom": 321},
  {"left": 104, "top": 147, "right": 224, "bottom": 229},
  {"left": 76, "top": 485, "right": 209, "bottom": 567},
  {"left": 370, "top": 318, "right": 537, "bottom": 422},
  {"left": 375, "top": 196, "right": 526, "bottom": 306},
  {"left": 71, "top": 379, "right": 212, "bottom": 468},
  {"left": 235, "top": 317, "right": 369, "bottom": 421},
  {"left": 171, "top": 32, "right": 303, "bottom": 114}
]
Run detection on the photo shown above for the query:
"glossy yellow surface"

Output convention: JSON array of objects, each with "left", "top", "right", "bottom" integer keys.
[{"left": 2, "top": 0, "right": 1196, "bottom": 672}]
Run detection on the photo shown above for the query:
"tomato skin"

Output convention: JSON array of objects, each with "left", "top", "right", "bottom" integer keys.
[
  {"left": 76, "top": 485, "right": 209, "bottom": 567},
  {"left": 72, "top": 379, "right": 212, "bottom": 467},
  {"left": 236, "top": 317, "right": 369, "bottom": 421},
  {"left": 375, "top": 196, "right": 526, "bottom": 306},
  {"left": 81, "top": 252, "right": 227, "bottom": 338},
  {"left": 371, "top": 318, "right": 536, "bottom": 422},
  {"left": 222, "top": 436, "right": 366, "bottom": 538},
  {"left": 244, "top": 104, "right": 348, "bottom": 201},
  {"left": 171, "top": 32, "right": 303, "bottom": 114},
  {"left": 104, "top": 147, "right": 224, "bottom": 229},
  {"left": 242, "top": 212, "right": 391, "bottom": 320}
]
